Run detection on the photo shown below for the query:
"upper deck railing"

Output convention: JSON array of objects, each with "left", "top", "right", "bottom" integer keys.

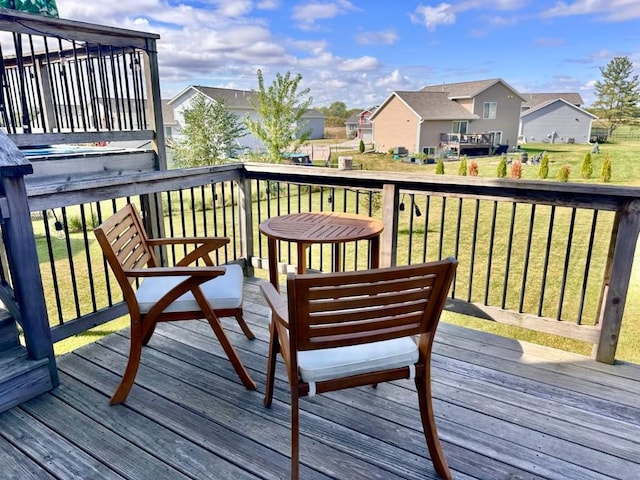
[{"left": 0, "top": 10, "right": 165, "bottom": 165}]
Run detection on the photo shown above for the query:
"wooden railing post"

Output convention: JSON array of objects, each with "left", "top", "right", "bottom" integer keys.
[
  {"left": 380, "top": 183, "right": 399, "bottom": 267},
  {"left": 0, "top": 133, "right": 57, "bottom": 386},
  {"left": 594, "top": 199, "right": 640, "bottom": 363},
  {"left": 237, "top": 173, "right": 254, "bottom": 277}
]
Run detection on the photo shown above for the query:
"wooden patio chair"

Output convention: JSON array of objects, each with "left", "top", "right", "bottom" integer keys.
[
  {"left": 94, "top": 203, "right": 256, "bottom": 405},
  {"left": 260, "top": 258, "right": 458, "bottom": 480}
]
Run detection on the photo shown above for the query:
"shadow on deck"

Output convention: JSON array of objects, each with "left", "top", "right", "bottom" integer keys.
[{"left": 0, "top": 278, "right": 638, "bottom": 479}]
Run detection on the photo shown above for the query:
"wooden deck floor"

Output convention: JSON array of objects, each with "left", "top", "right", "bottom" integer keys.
[{"left": 1, "top": 278, "right": 639, "bottom": 480}]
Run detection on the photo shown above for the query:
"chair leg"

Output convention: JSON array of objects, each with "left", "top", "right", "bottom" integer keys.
[
  {"left": 110, "top": 327, "right": 144, "bottom": 405},
  {"left": 205, "top": 314, "right": 257, "bottom": 390},
  {"left": 415, "top": 374, "right": 452, "bottom": 480},
  {"left": 264, "top": 320, "right": 279, "bottom": 407},
  {"left": 291, "top": 389, "right": 300, "bottom": 480},
  {"left": 233, "top": 309, "right": 256, "bottom": 340},
  {"left": 141, "top": 322, "right": 156, "bottom": 346}
]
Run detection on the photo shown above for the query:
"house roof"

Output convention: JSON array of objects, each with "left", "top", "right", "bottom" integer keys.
[
  {"left": 345, "top": 113, "right": 359, "bottom": 125},
  {"left": 371, "top": 91, "right": 478, "bottom": 121},
  {"left": 521, "top": 97, "right": 598, "bottom": 119},
  {"left": 168, "top": 85, "right": 324, "bottom": 117},
  {"left": 521, "top": 92, "right": 584, "bottom": 109},
  {"left": 421, "top": 78, "right": 527, "bottom": 101}
]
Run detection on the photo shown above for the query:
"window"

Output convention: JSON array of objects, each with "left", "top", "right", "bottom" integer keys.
[
  {"left": 483, "top": 102, "right": 497, "bottom": 119},
  {"left": 422, "top": 146, "right": 436, "bottom": 156},
  {"left": 452, "top": 121, "right": 468, "bottom": 134}
]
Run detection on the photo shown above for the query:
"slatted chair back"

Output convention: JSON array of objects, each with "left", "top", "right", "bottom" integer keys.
[
  {"left": 94, "top": 204, "right": 157, "bottom": 290},
  {"left": 287, "top": 259, "right": 455, "bottom": 352}
]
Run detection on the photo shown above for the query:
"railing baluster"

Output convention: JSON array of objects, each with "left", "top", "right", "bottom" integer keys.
[
  {"left": 501, "top": 203, "right": 517, "bottom": 309},
  {"left": 484, "top": 201, "right": 498, "bottom": 305},
  {"left": 519, "top": 204, "right": 536, "bottom": 313},
  {"left": 577, "top": 211, "right": 599, "bottom": 325},
  {"left": 538, "top": 206, "right": 556, "bottom": 317}
]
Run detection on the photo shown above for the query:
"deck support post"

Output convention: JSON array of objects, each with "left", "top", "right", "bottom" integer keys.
[
  {"left": 0, "top": 133, "right": 58, "bottom": 386},
  {"left": 381, "top": 183, "right": 399, "bottom": 267},
  {"left": 237, "top": 173, "right": 254, "bottom": 277},
  {"left": 594, "top": 199, "right": 640, "bottom": 363}
]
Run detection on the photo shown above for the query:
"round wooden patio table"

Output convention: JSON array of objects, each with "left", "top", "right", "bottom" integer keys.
[{"left": 259, "top": 212, "right": 384, "bottom": 290}]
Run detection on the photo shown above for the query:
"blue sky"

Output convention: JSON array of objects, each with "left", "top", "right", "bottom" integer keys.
[{"left": 60, "top": 1, "right": 640, "bottom": 108}]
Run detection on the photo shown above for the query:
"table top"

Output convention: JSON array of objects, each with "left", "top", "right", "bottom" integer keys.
[{"left": 259, "top": 212, "right": 383, "bottom": 243}]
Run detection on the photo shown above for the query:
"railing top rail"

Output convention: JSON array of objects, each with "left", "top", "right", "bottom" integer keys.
[
  {"left": 0, "top": 10, "right": 159, "bottom": 48},
  {"left": 26, "top": 163, "right": 244, "bottom": 211},
  {"left": 243, "top": 163, "right": 640, "bottom": 211}
]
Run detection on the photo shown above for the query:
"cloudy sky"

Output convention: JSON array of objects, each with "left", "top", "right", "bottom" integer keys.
[{"left": 58, "top": 1, "right": 640, "bottom": 108}]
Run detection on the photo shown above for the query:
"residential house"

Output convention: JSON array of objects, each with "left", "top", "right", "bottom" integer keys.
[
  {"left": 168, "top": 86, "right": 325, "bottom": 153},
  {"left": 519, "top": 93, "right": 597, "bottom": 144},
  {"left": 371, "top": 78, "right": 524, "bottom": 156},
  {"left": 344, "top": 106, "right": 377, "bottom": 142}
]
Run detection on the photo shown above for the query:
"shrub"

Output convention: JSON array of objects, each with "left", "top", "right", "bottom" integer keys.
[
  {"left": 600, "top": 153, "right": 612, "bottom": 182},
  {"left": 359, "top": 139, "right": 365, "bottom": 153},
  {"left": 497, "top": 155, "right": 507, "bottom": 178},
  {"left": 435, "top": 157, "right": 445, "bottom": 174},
  {"left": 469, "top": 160, "right": 479, "bottom": 176},
  {"left": 510, "top": 159, "right": 522, "bottom": 179},
  {"left": 581, "top": 152, "right": 593, "bottom": 179},
  {"left": 359, "top": 191, "right": 382, "bottom": 213},
  {"left": 458, "top": 155, "right": 467, "bottom": 176},
  {"left": 538, "top": 153, "right": 549, "bottom": 179},
  {"left": 556, "top": 163, "right": 571, "bottom": 182},
  {"left": 66, "top": 213, "right": 99, "bottom": 233}
]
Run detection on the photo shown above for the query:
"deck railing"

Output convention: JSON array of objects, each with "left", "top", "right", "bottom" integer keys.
[
  {"left": 2, "top": 158, "right": 639, "bottom": 375},
  {"left": 0, "top": 10, "right": 166, "bottom": 168}
]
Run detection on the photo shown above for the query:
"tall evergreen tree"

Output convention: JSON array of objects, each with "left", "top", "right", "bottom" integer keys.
[
  {"left": 246, "top": 70, "right": 313, "bottom": 162},
  {"left": 592, "top": 56, "right": 640, "bottom": 137},
  {"left": 174, "top": 93, "right": 246, "bottom": 167}
]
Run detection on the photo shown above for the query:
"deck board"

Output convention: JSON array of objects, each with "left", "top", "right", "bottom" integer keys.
[{"left": 1, "top": 277, "right": 639, "bottom": 480}]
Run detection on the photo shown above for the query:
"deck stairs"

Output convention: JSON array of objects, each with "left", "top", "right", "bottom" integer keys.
[{"left": 0, "top": 309, "right": 52, "bottom": 413}]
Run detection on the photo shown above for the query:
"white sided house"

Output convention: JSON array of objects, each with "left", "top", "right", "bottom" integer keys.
[
  {"left": 168, "top": 86, "right": 325, "bottom": 153},
  {"left": 519, "top": 93, "right": 597, "bottom": 144}
]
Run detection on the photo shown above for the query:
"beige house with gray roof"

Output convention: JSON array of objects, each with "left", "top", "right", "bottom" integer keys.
[{"left": 371, "top": 78, "right": 524, "bottom": 156}]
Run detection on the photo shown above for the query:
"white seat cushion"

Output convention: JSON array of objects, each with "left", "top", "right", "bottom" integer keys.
[
  {"left": 135, "top": 264, "right": 243, "bottom": 314},
  {"left": 298, "top": 336, "right": 418, "bottom": 384}
]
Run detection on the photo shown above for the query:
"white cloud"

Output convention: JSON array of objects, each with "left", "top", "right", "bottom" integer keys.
[
  {"left": 355, "top": 29, "right": 398, "bottom": 46},
  {"left": 375, "top": 69, "right": 413, "bottom": 90},
  {"left": 411, "top": 3, "right": 457, "bottom": 31},
  {"left": 292, "top": 0, "right": 358, "bottom": 29},
  {"left": 338, "top": 56, "right": 380, "bottom": 72},
  {"left": 541, "top": 0, "right": 640, "bottom": 21}
]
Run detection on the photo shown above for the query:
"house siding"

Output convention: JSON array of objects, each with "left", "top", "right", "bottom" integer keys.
[
  {"left": 520, "top": 102, "right": 594, "bottom": 144},
  {"left": 419, "top": 120, "right": 453, "bottom": 151},
  {"left": 467, "top": 83, "right": 521, "bottom": 147},
  {"left": 372, "top": 96, "right": 420, "bottom": 153}
]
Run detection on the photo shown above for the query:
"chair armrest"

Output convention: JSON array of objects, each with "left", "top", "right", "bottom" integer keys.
[
  {"left": 147, "top": 237, "right": 230, "bottom": 267},
  {"left": 147, "top": 237, "right": 230, "bottom": 247},
  {"left": 260, "top": 281, "right": 289, "bottom": 328},
  {"left": 123, "top": 266, "right": 226, "bottom": 278}
]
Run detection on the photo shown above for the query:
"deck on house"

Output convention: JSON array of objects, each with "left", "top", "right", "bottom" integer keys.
[{"left": 1, "top": 277, "right": 639, "bottom": 480}]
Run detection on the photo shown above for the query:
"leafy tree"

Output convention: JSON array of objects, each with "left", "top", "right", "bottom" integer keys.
[
  {"left": 497, "top": 155, "right": 507, "bottom": 178},
  {"left": 538, "top": 153, "right": 549, "bottom": 179},
  {"left": 592, "top": 56, "right": 640, "bottom": 137},
  {"left": 174, "top": 93, "right": 246, "bottom": 167},
  {"left": 246, "top": 70, "right": 313, "bottom": 163},
  {"left": 458, "top": 155, "right": 467, "bottom": 176},
  {"left": 435, "top": 157, "right": 445, "bottom": 174},
  {"left": 359, "top": 139, "right": 365, "bottom": 153},
  {"left": 321, "top": 101, "right": 348, "bottom": 119},
  {"left": 600, "top": 154, "right": 612, "bottom": 182},
  {"left": 581, "top": 152, "right": 593, "bottom": 179}
]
